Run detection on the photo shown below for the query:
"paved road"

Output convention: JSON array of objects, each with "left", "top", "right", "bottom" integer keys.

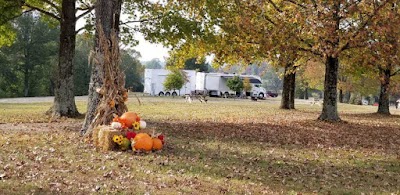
[{"left": 0, "top": 96, "right": 88, "bottom": 103}]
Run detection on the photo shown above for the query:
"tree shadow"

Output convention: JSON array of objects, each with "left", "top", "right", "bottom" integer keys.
[
  {"left": 151, "top": 119, "right": 400, "bottom": 153},
  {"left": 149, "top": 119, "right": 400, "bottom": 193}
]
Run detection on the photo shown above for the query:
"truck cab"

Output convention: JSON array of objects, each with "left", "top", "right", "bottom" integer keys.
[{"left": 251, "top": 84, "right": 267, "bottom": 99}]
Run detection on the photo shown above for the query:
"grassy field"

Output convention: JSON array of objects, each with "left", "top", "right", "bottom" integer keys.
[{"left": 0, "top": 95, "right": 399, "bottom": 194}]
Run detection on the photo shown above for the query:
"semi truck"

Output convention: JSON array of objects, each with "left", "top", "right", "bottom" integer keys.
[
  {"left": 143, "top": 69, "right": 196, "bottom": 96},
  {"left": 144, "top": 69, "right": 268, "bottom": 98},
  {"left": 195, "top": 72, "right": 267, "bottom": 98}
]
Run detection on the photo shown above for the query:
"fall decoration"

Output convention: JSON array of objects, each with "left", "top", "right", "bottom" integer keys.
[
  {"left": 111, "top": 122, "right": 122, "bottom": 129},
  {"left": 113, "top": 135, "right": 123, "bottom": 145},
  {"left": 152, "top": 138, "right": 163, "bottom": 150},
  {"left": 133, "top": 121, "right": 140, "bottom": 131},
  {"left": 117, "top": 112, "right": 139, "bottom": 128},
  {"left": 158, "top": 135, "right": 165, "bottom": 144},
  {"left": 92, "top": 111, "right": 165, "bottom": 153},
  {"left": 134, "top": 133, "right": 151, "bottom": 141},
  {"left": 120, "top": 138, "right": 131, "bottom": 151},
  {"left": 139, "top": 121, "right": 147, "bottom": 129},
  {"left": 133, "top": 135, "right": 153, "bottom": 151},
  {"left": 88, "top": 25, "right": 128, "bottom": 133},
  {"left": 92, "top": 125, "right": 107, "bottom": 147},
  {"left": 126, "top": 131, "right": 137, "bottom": 140},
  {"left": 97, "top": 128, "right": 126, "bottom": 152}
]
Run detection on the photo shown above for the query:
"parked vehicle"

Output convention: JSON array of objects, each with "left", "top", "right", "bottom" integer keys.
[
  {"left": 144, "top": 69, "right": 268, "bottom": 98},
  {"left": 195, "top": 72, "right": 267, "bottom": 98},
  {"left": 143, "top": 69, "right": 196, "bottom": 96},
  {"left": 266, "top": 91, "right": 278, "bottom": 97}
]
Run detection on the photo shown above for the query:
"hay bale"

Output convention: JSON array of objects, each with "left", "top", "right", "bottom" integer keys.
[
  {"left": 98, "top": 127, "right": 126, "bottom": 152},
  {"left": 92, "top": 125, "right": 108, "bottom": 147}
]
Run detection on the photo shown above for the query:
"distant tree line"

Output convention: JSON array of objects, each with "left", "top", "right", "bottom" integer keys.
[{"left": 0, "top": 13, "right": 144, "bottom": 98}]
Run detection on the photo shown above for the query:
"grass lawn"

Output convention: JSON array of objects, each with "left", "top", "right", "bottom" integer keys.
[{"left": 0, "top": 95, "right": 399, "bottom": 194}]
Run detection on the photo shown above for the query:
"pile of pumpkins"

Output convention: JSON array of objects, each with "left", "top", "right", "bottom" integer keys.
[{"left": 111, "top": 111, "right": 165, "bottom": 152}]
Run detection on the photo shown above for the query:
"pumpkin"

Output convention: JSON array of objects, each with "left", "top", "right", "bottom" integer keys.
[
  {"left": 134, "top": 133, "right": 151, "bottom": 141},
  {"left": 133, "top": 136, "right": 153, "bottom": 151},
  {"left": 152, "top": 138, "right": 163, "bottom": 150},
  {"left": 119, "top": 112, "right": 139, "bottom": 128},
  {"left": 139, "top": 120, "right": 147, "bottom": 129}
]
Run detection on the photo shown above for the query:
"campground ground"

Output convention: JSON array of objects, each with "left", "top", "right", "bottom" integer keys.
[{"left": 0, "top": 94, "right": 399, "bottom": 194}]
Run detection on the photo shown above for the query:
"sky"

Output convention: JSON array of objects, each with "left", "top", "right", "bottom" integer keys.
[
  {"left": 76, "top": 13, "right": 170, "bottom": 63},
  {"left": 132, "top": 34, "right": 170, "bottom": 62}
]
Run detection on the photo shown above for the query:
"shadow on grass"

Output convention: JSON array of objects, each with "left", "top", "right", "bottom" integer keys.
[
  {"left": 152, "top": 119, "right": 400, "bottom": 153},
  {"left": 150, "top": 119, "right": 400, "bottom": 193},
  {"left": 160, "top": 140, "right": 400, "bottom": 193}
]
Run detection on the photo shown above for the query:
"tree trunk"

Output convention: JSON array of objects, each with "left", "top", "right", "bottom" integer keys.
[
  {"left": 318, "top": 56, "right": 341, "bottom": 121},
  {"left": 280, "top": 63, "right": 295, "bottom": 109},
  {"left": 81, "top": 0, "right": 123, "bottom": 134},
  {"left": 280, "top": 65, "right": 290, "bottom": 109},
  {"left": 339, "top": 89, "right": 343, "bottom": 103},
  {"left": 288, "top": 71, "right": 296, "bottom": 109},
  {"left": 52, "top": 0, "right": 79, "bottom": 117},
  {"left": 377, "top": 69, "right": 391, "bottom": 115},
  {"left": 344, "top": 91, "right": 351, "bottom": 103},
  {"left": 304, "top": 86, "right": 309, "bottom": 100},
  {"left": 23, "top": 66, "right": 29, "bottom": 97}
]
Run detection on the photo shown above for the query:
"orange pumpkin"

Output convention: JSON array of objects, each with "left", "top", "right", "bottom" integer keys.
[
  {"left": 152, "top": 138, "right": 163, "bottom": 150},
  {"left": 134, "top": 133, "right": 151, "bottom": 141},
  {"left": 134, "top": 136, "right": 153, "bottom": 151},
  {"left": 119, "top": 112, "right": 139, "bottom": 128}
]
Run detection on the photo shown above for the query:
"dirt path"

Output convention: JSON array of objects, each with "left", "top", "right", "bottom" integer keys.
[{"left": 0, "top": 96, "right": 88, "bottom": 103}]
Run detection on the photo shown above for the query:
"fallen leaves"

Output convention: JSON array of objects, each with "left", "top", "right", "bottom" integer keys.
[{"left": 1, "top": 99, "right": 400, "bottom": 194}]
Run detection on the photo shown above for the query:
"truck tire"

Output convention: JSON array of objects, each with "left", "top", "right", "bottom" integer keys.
[
  {"left": 258, "top": 93, "right": 264, "bottom": 99},
  {"left": 158, "top": 92, "right": 165, "bottom": 96},
  {"left": 224, "top": 92, "right": 229, "bottom": 98},
  {"left": 172, "top": 92, "right": 178, "bottom": 96},
  {"left": 165, "top": 92, "right": 171, "bottom": 96}
]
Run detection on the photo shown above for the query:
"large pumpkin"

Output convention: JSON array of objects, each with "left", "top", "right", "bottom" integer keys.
[
  {"left": 119, "top": 112, "right": 139, "bottom": 128},
  {"left": 133, "top": 133, "right": 153, "bottom": 151}
]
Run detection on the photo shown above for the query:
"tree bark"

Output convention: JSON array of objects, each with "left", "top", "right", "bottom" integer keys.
[
  {"left": 377, "top": 69, "right": 391, "bottom": 115},
  {"left": 81, "top": 0, "right": 123, "bottom": 134},
  {"left": 23, "top": 65, "right": 30, "bottom": 97},
  {"left": 318, "top": 56, "right": 341, "bottom": 121},
  {"left": 280, "top": 63, "right": 295, "bottom": 109},
  {"left": 52, "top": 0, "right": 79, "bottom": 117},
  {"left": 339, "top": 89, "right": 343, "bottom": 103},
  {"left": 304, "top": 86, "right": 309, "bottom": 100},
  {"left": 288, "top": 71, "right": 296, "bottom": 109}
]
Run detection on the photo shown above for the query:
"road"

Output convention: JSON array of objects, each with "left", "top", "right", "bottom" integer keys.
[{"left": 0, "top": 96, "right": 88, "bottom": 103}]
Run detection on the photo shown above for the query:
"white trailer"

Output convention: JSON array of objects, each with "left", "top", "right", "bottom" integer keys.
[
  {"left": 144, "top": 69, "right": 196, "bottom": 96},
  {"left": 195, "top": 72, "right": 267, "bottom": 98}
]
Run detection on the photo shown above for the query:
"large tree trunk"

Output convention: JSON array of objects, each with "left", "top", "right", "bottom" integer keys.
[
  {"left": 81, "top": 0, "right": 123, "bottom": 134},
  {"left": 280, "top": 63, "right": 295, "bottom": 109},
  {"left": 280, "top": 66, "right": 290, "bottom": 109},
  {"left": 318, "top": 56, "right": 341, "bottom": 121},
  {"left": 52, "top": 0, "right": 79, "bottom": 117},
  {"left": 377, "top": 69, "right": 391, "bottom": 115},
  {"left": 288, "top": 71, "right": 296, "bottom": 109}
]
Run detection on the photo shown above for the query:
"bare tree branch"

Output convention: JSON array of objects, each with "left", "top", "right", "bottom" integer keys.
[
  {"left": 42, "top": 0, "right": 60, "bottom": 13},
  {"left": 76, "top": 5, "right": 95, "bottom": 20}
]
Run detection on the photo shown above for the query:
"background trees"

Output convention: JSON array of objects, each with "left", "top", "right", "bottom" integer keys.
[{"left": 0, "top": 13, "right": 58, "bottom": 98}]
